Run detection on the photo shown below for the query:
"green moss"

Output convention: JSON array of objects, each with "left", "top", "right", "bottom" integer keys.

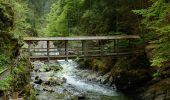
[
  {"left": 109, "top": 54, "right": 152, "bottom": 90},
  {"left": 0, "top": 75, "right": 13, "bottom": 91},
  {"left": 0, "top": 3, "right": 14, "bottom": 31}
]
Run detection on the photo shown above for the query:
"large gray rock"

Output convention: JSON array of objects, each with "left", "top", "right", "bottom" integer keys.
[{"left": 43, "top": 77, "right": 66, "bottom": 86}]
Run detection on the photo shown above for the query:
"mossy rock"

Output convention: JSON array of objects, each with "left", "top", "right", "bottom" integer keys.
[
  {"left": 110, "top": 54, "right": 152, "bottom": 90},
  {"left": 77, "top": 57, "right": 115, "bottom": 73},
  {"left": 0, "top": 3, "right": 14, "bottom": 31},
  {"left": 50, "top": 64, "right": 63, "bottom": 71}
]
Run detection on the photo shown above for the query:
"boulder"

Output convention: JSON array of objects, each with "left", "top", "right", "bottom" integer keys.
[
  {"left": 39, "top": 68, "right": 46, "bottom": 72},
  {"left": 77, "top": 94, "right": 86, "bottom": 100},
  {"left": 34, "top": 79, "right": 43, "bottom": 85},
  {"left": 43, "top": 86, "right": 55, "bottom": 92},
  {"left": 34, "top": 76, "right": 43, "bottom": 84},
  {"left": 43, "top": 77, "right": 66, "bottom": 86},
  {"left": 50, "top": 64, "right": 63, "bottom": 71},
  {"left": 109, "top": 54, "right": 152, "bottom": 90}
]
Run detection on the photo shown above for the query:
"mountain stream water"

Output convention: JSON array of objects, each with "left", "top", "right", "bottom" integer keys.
[{"left": 30, "top": 41, "right": 133, "bottom": 100}]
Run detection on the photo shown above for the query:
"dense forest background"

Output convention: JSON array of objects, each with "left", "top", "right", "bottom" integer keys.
[
  {"left": 0, "top": 0, "right": 170, "bottom": 93},
  {"left": 2, "top": 0, "right": 169, "bottom": 72}
]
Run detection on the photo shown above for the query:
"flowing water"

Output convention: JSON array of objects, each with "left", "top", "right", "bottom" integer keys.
[
  {"left": 30, "top": 41, "right": 133, "bottom": 100},
  {"left": 31, "top": 60, "right": 133, "bottom": 100}
]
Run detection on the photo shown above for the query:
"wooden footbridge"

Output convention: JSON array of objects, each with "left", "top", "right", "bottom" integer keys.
[{"left": 23, "top": 35, "right": 141, "bottom": 61}]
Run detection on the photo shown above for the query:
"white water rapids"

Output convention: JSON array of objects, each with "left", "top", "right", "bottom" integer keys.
[
  {"left": 30, "top": 41, "right": 132, "bottom": 100},
  {"left": 57, "top": 60, "right": 117, "bottom": 96}
]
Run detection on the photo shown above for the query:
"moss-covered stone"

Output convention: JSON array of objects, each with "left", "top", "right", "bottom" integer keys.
[
  {"left": 0, "top": 3, "right": 14, "bottom": 31},
  {"left": 109, "top": 54, "right": 152, "bottom": 90},
  {"left": 78, "top": 57, "right": 116, "bottom": 73},
  {"left": 0, "top": 3, "right": 21, "bottom": 58}
]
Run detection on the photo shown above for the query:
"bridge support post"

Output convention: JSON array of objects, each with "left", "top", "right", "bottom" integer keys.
[
  {"left": 3, "top": 91, "right": 7, "bottom": 100},
  {"left": 47, "top": 40, "right": 50, "bottom": 62},
  {"left": 82, "top": 40, "right": 86, "bottom": 57},
  {"left": 99, "top": 40, "right": 104, "bottom": 56},
  {"left": 65, "top": 40, "right": 68, "bottom": 61},
  {"left": 114, "top": 40, "right": 116, "bottom": 53},
  {"left": 28, "top": 41, "right": 31, "bottom": 61},
  {"left": 128, "top": 39, "right": 135, "bottom": 51}
]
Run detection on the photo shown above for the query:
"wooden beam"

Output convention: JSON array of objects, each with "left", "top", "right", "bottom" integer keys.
[
  {"left": 65, "top": 40, "right": 68, "bottom": 61},
  {"left": 23, "top": 35, "right": 140, "bottom": 41},
  {"left": 99, "top": 40, "right": 104, "bottom": 56},
  {"left": 114, "top": 40, "right": 116, "bottom": 53},
  {"left": 29, "top": 51, "right": 142, "bottom": 60},
  {"left": 47, "top": 40, "right": 50, "bottom": 62},
  {"left": 28, "top": 42, "right": 31, "bottom": 61},
  {"left": 82, "top": 40, "right": 86, "bottom": 56}
]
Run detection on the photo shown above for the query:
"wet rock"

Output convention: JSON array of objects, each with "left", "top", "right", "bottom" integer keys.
[
  {"left": 43, "top": 86, "right": 55, "bottom": 92},
  {"left": 56, "top": 87, "right": 67, "bottom": 93},
  {"left": 44, "top": 67, "right": 51, "bottom": 72},
  {"left": 62, "top": 77, "right": 67, "bottom": 83},
  {"left": 50, "top": 64, "right": 63, "bottom": 71},
  {"left": 36, "top": 93, "right": 39, "bottom": 95},
  {"left": 34, "top": 79, "right": 43, "bottom": 84},
  {"left": 77, "top": 94, "right": 86, "bottom": 100},
  {"left": 35, "top": 76, "right": 39, "bottom": 80},
  {"left": 39, "top": 68, "right": 46, "bottom": 72},
  {"left": 34, "top": 76, "right": 43, "bottom": 84},
  {"left": 100, "top": 73, "right": 110, "bottom": 84},
  {"left": 43, "top": 77, "right": 66, "bottom": 86}
]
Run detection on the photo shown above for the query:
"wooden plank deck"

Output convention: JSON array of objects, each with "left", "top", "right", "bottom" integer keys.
[{"left": 23, "top": 35, "right": 140, "bottom": 41}]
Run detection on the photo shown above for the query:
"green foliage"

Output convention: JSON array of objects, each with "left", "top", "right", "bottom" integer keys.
[
  {"left": 134, "top": 0, "right": 170, "bottom": 75},
  {"left": 0, "top": 54, "right": 10, "bottom": 67},
  {"left": 0, "top": 2, "right": 30, "bottom": 93},
  {"left": 0, "top": 75, "right": 13, "bottom": 91},
  {"left": 0, "top": 3, "right": 14, "bottom": 31},
  {"left": 11, "top": 0, "right": 31, "bottom": 37},
  {"left": 44, "top": 0, "right": 144, "bottom": 36},
  {"left": 44, "top": 0, "right": 82, "bottom": 36}
]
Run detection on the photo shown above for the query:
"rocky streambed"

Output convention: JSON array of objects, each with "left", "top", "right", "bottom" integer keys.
[{"left": 30, "top": 60, "right": 133, "bottom": 100}]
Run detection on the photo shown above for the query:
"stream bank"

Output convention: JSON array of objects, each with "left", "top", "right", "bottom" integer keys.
[
  {"left": 139, "top": 65, "right": 170, "bottom": 100},
  {"left": 77, "top": 53, "right": 152, "bottom": 99},
  {"left": 78, "top": 53, "right": 151, "bottom": 90},
  {"left": 78, "top": 51, "right": 170, "bottom": 100}
]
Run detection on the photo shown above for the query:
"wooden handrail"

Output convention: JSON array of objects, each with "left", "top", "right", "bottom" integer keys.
[{"left": 23, "top": 35, "right": 140, "bottom": 41}]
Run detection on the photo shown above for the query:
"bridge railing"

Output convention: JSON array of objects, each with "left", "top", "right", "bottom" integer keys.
[
  {"left": 21, "top": 46, "right": 141, "bottom": 61},
  {"left": 22, "top": 35, "right": 141, "bottom": 61}
]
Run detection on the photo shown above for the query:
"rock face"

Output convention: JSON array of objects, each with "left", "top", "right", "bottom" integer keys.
[
  {"left": 32, "top": 61, "right": 62, "bottom": 73},
  {"left": 31, "top": 61, "right": 66, "bottom": 94},
  {"left": 141, "top": 65, "right": 170, "bottom": 100},
  {"left": 77, "top": 54, "right": 152, "bottom": 91},
  {"left": 141, "top": 78, "right": 170, "bottom": 100},
  {"left": 109, "top": 54, "right": 152, "bottom": 90}
]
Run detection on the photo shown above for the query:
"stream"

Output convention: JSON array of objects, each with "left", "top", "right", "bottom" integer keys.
[
  {"left": 30, "top": 60, "right": 133, "bottom": 100},
  {"left": 30, "top": 41, "right": 133, "bottom": 100}
]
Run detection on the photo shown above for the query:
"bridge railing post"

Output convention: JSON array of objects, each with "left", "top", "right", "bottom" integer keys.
[
  {"left": 114, "top": 40, "right": 116, "bottom": 53},
  {"left": 28, "top": 41, "right": 31, "bottom": 61},
  {"left": 65, "top": 40, "right": 68, "bottom": 61},
  {"left": 47, "top": 40, "right": 50, "bottom": 62},
  {"left": 82, "top": 40, "right": 86, "bottom": 57},
  {"left": 99, "top": 40, "right": 104, "bottom": 56}
]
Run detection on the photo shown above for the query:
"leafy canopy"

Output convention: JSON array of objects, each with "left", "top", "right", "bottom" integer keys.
[{"left": 134, "top": 0, "right": 170, "bottom": 68}]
